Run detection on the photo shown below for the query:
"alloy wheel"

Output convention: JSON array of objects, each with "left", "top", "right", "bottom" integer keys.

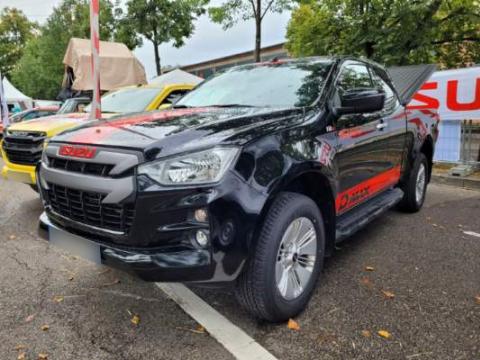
[{"left": 275, "top": 217, "right": 317, "bottom": 300}]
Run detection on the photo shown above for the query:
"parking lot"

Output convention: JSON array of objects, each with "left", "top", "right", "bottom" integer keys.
[{"left": 1, "top": 160, "right": 479, "bottom": 360}]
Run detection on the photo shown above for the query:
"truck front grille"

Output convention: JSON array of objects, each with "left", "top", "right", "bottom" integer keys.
[
  {"left": 47, "top": 183, "right": 135, "bottom": 233},
  {"left": 48, "top": 157, "right": 114, "bottom": 177},
  {"left": 2, "top": 132, "right": 46, "bottom": 166}
]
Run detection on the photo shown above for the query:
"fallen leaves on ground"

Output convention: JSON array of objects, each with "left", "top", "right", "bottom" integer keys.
[
  {"left": 196, "top": 325, "right": 205, "bottom": 333},
  {"left": 475, "top": 295, "right": 480, "bottom": 304},
  {"left": 53, "top": 296, "right": 64, "bottom": 303},
  {"left": 176, "top": 325, "right": 206, "bottom": 334},
  {"left": 38, "top": 353, "right": 48, "bottom": 360},
  {"left": 287, "top": 318, "right": 300, "bottom": 331},
  {"left": 361, "top": 330, "right": 371, "bottom": 338},
  {"left": 100, "top": 279, "right": 121, "bottom": 287},
  {"left": 382, "top": 290, "right": 395, "bottom": 299},
  {"left": 41, "top": 324, "right": 49, "bottom": 331},
  {"left": 377, "top": 330, "right": 392, "bottom": 339},
  {"left": 360, "top": 277, "right": 374, "bottom": 289},
  {"left": 365, "top": 266, "right": 375, "bottom": 272},
  {"left": 25, "top": 314, "right": 35, "bottom": 323},
  {"left": 17, "top": 352, "right": 26, "bottom": 360},
  {"left": 9, "top": 234, "right": 16, "bottom": 240},
  {"left": 15, "top": 345, "right": 27, "bottom": 351},
  {"left": 68, "top": 275, "right": 75, "bottom": 281},
  {"left": 131, "top": 314, "right": 140, "bottom": 326}
]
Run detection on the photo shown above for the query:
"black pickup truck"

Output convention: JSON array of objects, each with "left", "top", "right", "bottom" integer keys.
[{"left": 38, "top": 57, "right": 439, "bottom": 322}]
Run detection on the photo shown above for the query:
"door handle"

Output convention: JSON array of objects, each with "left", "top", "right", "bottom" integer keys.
[{"left": 376, "top": 122, "right": 387, "bottom": 130}]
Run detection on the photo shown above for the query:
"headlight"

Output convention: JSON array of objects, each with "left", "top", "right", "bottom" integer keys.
[{"left": 138, "top": 147, "right": 240, "bottom": 186}]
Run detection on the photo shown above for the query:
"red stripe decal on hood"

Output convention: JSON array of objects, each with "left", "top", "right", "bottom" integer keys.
[{"left": 67, "top": 108, "right": 211, "bottom": 144}]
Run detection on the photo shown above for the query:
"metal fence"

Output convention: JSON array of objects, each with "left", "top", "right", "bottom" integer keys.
[
  {"left": 460, "top": 120, "right": 480, "bottom": 167},
  {"left": 434, "top": 120, "right": 480, "bottom": 168}
]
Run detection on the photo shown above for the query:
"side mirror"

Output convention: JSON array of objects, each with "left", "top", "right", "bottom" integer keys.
[{"left": 334, "top": 89, "right": 385, "bottom": 116}]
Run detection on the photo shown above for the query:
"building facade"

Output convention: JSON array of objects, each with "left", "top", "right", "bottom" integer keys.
[{"left": 180, "top": 43, "right": 288, "bottom": 78}]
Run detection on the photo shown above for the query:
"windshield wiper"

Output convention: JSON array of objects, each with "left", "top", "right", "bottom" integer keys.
[
  {"left": 172, "top": 104, "right": 195, "bottom": 109},
  {"left": 173, "top": 104, "right": 258, "bottom": 109},
  {"left": 208, "top": 104, "right": 257, "bottom": 108}
]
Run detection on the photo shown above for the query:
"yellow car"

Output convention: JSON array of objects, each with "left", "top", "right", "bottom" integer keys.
[{"left": 1, "top": 83, "right": 195, "bottom": 187}]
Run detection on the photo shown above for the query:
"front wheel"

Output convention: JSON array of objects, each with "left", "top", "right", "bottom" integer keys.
[
  {"left": 235, "top": 192, "right": 325, "bottom": 322},
  {"left": 398, "top": 153, "right": 428, "bottom": 212}
]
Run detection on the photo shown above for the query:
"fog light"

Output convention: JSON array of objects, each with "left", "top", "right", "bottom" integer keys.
[
  {"left": 194, "top": 208, "right": 208, "bottom": 222},
  {"left": 195, "top": 230, "right": 209, "bottom": 247}
]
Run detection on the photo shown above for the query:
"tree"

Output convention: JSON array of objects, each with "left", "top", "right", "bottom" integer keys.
[
  {"left": 285, "top": 0, "right": 480, "bottom": 68},
  {"left": 121, "top": 0, "right": 208, "bottom": 76},
  {"left": 209, "top": 0, "right": 290, "bottom": 62},
  {"left": 0, "top": 8, "right": 37, "bottom": 76},
  {"left": 11, "top": 0, "right": 135, "bottom": 99}
]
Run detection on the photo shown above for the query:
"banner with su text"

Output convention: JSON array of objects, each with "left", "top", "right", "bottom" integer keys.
[{"left": 407, "top": 67, "right": 480, "bottom": 120}]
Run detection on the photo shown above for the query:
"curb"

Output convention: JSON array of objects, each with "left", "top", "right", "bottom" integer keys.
[{"left": 431, "top": 174, "right": 480, "bottom": 191}]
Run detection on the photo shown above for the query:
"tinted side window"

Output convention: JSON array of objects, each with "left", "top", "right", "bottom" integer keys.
[
  {"left": 333, "top": 63, "right": 376, "bottom": 129},
  {"left": 337, "top": 63, "right": 373, "bottom": 93},
  {"left": 370, "top": 69, "right": 398, "bottom": 111}
]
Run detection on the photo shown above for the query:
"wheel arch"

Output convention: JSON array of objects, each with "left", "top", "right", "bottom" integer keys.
[
  {"left": 253, "top": 170, "right": 337, "bottom": 257},
  {"left": 420, "top": 135, "right": 434, "bottom": 182}
]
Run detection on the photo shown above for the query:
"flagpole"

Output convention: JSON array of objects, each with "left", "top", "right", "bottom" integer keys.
[
  {"left": 89, "top": 0, "right": 101, "bottom": 120},
  {"left": 0, "top": 72, "right": 9, "bottom": 128}
]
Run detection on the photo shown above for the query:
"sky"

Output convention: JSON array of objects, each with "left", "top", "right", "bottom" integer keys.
[{"left": 1, "top": 0, "right": 291, "bottom": 79}]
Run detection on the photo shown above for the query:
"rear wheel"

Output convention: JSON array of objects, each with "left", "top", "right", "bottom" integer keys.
[
  {"left": 398, "top": 153, "right": 428, "bottom": 212},
  {"left": 235, "top": 192, "right": 325, "bottom": 322}
]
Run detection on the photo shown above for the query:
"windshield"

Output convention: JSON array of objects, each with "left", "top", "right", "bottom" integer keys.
[
  {"left": 176, "top": 60, "right": 332, "bottom": 108},
  {"left": 9, "top": 111, "right": 26, "bottom": 123},
  {"left": 85, "top": 87, "right": 160, "bottom": 113}
]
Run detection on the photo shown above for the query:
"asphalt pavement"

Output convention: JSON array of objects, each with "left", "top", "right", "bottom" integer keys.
[{"left": 0, "top": 161, "right": 479, "bottom": 360}]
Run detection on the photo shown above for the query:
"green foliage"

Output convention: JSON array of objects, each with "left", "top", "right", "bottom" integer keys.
[
  {"left": 209, "top": 0, "right": 291, "bottom": 61},
  {"left": 209, "top": 0, "right": 290, "bottom": 28},
  {"left": 11, "top": 0, "right": 134, "bottom": 99},
  {"left": 0, "top": 8, "right": 37, "bottom": 76},
  {"left": 286, "top": 0, "right": 480, "bottom": 68},
  {"left": 121, "top": 0, "right": 208, "bottom": 75}
]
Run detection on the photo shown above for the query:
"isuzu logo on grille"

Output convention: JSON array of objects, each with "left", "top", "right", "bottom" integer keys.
[{"left": 59, "top": 145, "right": 97, "bottom": 159}]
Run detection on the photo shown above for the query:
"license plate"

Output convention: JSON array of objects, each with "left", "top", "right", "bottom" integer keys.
[
  {"left": 49, "top": 226, "right": 101, "bottom": 264},
  {"left": 7, "top": 171, "right": 32, "bottom": 184}
]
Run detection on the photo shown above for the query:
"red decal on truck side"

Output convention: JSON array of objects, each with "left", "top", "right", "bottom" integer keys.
[{"left": 335, "top": 166, "right": 401, "bottom": 214}]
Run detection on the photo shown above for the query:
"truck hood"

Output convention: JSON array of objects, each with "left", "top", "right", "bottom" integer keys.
[
  {"left": 7, "top": 113, "right": 90, "bottom": 137},
  {"left": 52, "top": 107, "right": 306, "bottom": 157}
]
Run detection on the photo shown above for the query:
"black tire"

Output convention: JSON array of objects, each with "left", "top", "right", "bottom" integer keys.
[
  {"left": 235, "top": 192, "right": 325, "bottom": 322},
  {"left": 29, "top": 184, "right": 39, "bottom": 193},
  {"left": 398, "top": 153, "right": 428, "bottom": 213}
]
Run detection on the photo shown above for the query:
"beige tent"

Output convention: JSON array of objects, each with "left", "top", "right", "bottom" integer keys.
[
  {"left": 63, "top": 38, "right": 147, "bottom": 91},
  {"left": 150, "top": 69, "right": 203, "bottom": 87}
]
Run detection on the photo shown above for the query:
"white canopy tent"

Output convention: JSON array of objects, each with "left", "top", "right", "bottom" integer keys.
[
  {"left": 150, "top": 69, "right": 203, "bottom": 87},
  {"left": 2, "top": 77, "right": 33, "bottom": 110}
]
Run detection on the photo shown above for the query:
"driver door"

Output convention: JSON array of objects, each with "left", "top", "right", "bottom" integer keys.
[{"left": 333, "top": 61, "right": 398, "bottom": 214}]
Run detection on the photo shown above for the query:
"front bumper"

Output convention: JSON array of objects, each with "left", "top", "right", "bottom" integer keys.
[
  {"left": 39, "top": 212, "right": 215, "bottom": 282},
  {"left": 37, "top": 144, "right": 268, "bottom": 283},
  {"left": 1, "top": 160, "right": 36, "bottom": 184}
]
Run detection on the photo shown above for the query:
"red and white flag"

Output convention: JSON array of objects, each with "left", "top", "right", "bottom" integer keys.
[
  {"left": 89, "top": 0, "right": 101, "bottom": 120},
  {"left": 0, "top": 73, "right": 9, "bottom": 127}
]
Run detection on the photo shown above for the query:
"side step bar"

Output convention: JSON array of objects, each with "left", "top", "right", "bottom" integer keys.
[{"left": 335, "top": 188, "right": 404, "bottom": 243}]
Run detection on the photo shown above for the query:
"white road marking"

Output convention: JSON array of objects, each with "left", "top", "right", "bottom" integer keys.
[
  {"left": 157, "top": 283, "right": 278, "bottom": 360},
  {"left": 463, "top": 231, "right": 480, "bottom": 238}
]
